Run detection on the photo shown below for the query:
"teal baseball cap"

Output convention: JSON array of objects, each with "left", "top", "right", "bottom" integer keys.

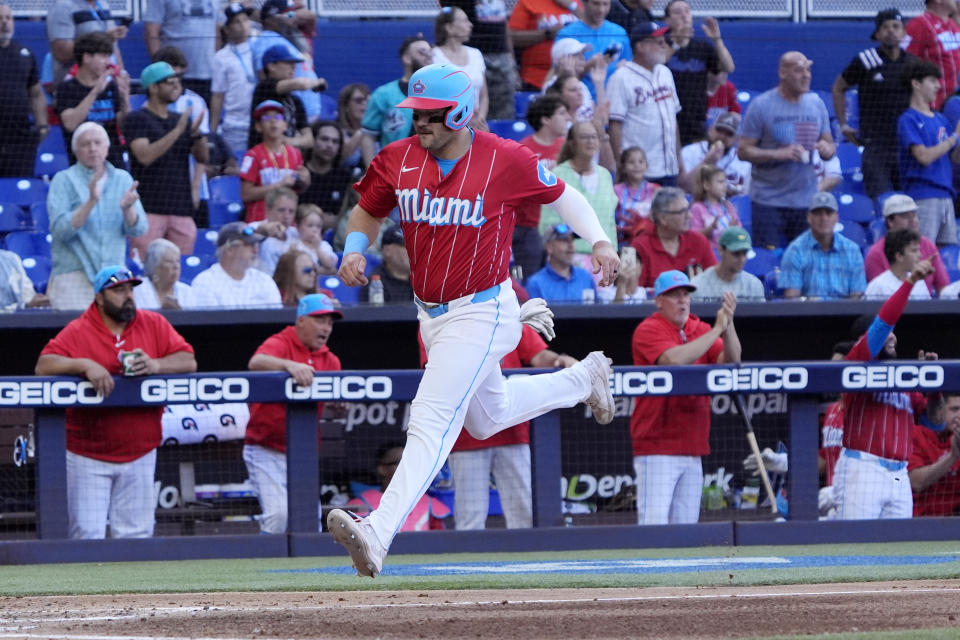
[
  {"left": 141, "top": 61, "right": 177, "bottom": 88},
  {"left": 653, "top": 270, "right": 696, "bottom": 297},
  {"left": 93, "top": 265, "right": 142, "bottom": 293},
  {"left": 297, "top": 293, "right": 343, "bottom": 319}
]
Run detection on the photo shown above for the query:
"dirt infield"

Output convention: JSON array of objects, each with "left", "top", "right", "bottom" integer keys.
[{"left": 0, "top": 580, "right": 958, "bottom": 639}]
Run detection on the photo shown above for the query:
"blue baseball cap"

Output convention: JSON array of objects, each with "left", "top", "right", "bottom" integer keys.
[
  {"left": 93, "top": 265, "right": 142, "bottom": 293},
  {"left": 297, "top": 293, "right": 343, "bottom": 319},
  {"left": 262, "top": 44, "right": 303, "bottom": 67},
  {"left": 253, "top": 99, "right": 285, "bottom": 120},
  {"left": 653, "top": 270, "right": 696, "bottom": 297},
  {"left": 140, "top": 61, "right": 177, "bottom": 88}
]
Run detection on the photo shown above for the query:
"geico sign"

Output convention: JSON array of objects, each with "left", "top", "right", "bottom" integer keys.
[
  {"left": 141, "top": 377, "right": 249, "bottom": 402},
  {"left": 842, "top": 365, "right": 944, "bottom": 390},
  {"left": 707, "top": 367, "right": 808, "bottom": 393},
  {"left": 0, "top": 381, "right": 101, "bottom": 406},
  {"left": 612, "top": 371, "right": 673, "bottom": 396},
  {"left": 286, "top": 375, "right": 392, "bottom": 401}
]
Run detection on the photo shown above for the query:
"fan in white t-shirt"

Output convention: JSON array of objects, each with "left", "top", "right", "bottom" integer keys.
[{"left": 864, "top": 228, "right": 932, "bottom": 300}]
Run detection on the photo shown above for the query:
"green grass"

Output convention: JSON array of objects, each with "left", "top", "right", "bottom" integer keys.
[{"left": 0, "top": 542, "right": 958, "bottom": 596}]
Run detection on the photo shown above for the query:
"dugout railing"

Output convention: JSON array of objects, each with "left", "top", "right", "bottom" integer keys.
[{"left": 1, "top": 362, "right": 960, "bottom": 565}]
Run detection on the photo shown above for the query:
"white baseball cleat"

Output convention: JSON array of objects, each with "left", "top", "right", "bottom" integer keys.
[
  {"left": 582, "top": 351, "right": 615, "bottom": 425},
  {"left": 327, "top": 509, "right": 387, "bottom": 578}
]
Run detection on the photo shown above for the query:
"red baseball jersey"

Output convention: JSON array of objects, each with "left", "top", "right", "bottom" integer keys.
[
  {"left": 632, "top": 229, "right": 718, "bottom": 288},
  {"left": 842, "top": 341, "right": 925, "bottom": 461},
  {"left": 418, "top": 324, "right": 548, "bottom": 451},
  {"left": 239, "top": 143, "right": 304, "bottom": 222},
  {"left": 630, "top": 312, "right": 723, "bottom": 456},
  {"left": 909, "top": 424, "right": 960, "bottom": 516},
  {"left": 819, "top": 400, "right": 844, "bottom": 486},
  {"left": 906, "top": 11, "right": 960, "bottom": 109},
  {"left": 355, "top": 130, "right": 567, "bottom": 302},
  {"left": 515, "top": 134, "right": 564, "bottom": 228},
  {"left": 40, "top": 304, "right": 194, "bottom": 463},
  {"left": 246, "top": 326, "right": 341, "bottom": 453}
]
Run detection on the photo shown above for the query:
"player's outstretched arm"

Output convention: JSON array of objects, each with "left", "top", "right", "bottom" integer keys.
[
  {"left": 338, "top": 204, "right": 384, "bottom": 287},
  {"left": 547, "top": 185, "right": 619, "bottom": 285}
]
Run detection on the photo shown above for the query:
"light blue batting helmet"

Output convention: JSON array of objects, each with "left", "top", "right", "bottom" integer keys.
[{"left": 395, "top": 63, "right": 474, "bottom": 130}]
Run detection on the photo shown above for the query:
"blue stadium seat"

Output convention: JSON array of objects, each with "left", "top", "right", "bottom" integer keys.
[
  {"left": 836, "top": 192, "right": 874, "bottom": 224},
  {"left": 868, "top": 216, "right": 886, "bottom": 244},
  {"left": 814, "top": 90, "right": 836, "bottom": 119},
  {"left": 180, "top": 254, "right": 213, "bottom": 284},
  {"left": 364, "top": 253, "right": 382, "bottom": 277},
  {"left": 764, "top": 268, "right": 783, "bottom": 299},
  {"left": 730, "top": 194, "right": 751, "bottom": 234},
  {"left": 194, "top": 228, "right": 219, "bottom": 258},
  {"left": 839, "top": 172, "right": 865, "bottom": 195},
  {"left": 126, "top": 255, "right": 143, "bottom": 276},
  {"left": 28, "top": 201, "right": 48, "bottom": 232},
  {"left": 34, "top": 151, "right": 69, "bottom": 179},
  {"left": 209, "top": 175, "right": 242, "bottom": 202},
  {"left": 320, "top": 275, "right": 359, "bottom": 306},
  {"left": 837, "top": 221, "right": 868, "bottom": 250},
  {"left": 0, "top": 178, "right": 48, "bottom": 207},
  {"left": 844, "top": 88, "right": 859, "bottom": 131},
  {"left": 514, "top": 91, "right": 539, "bottom": 119},
  {"left": 744, "top": 247, "right": 781, "bottom": 278},
  {"left": 129, "top": 93, "right": 147, "bottom": 110},
  {"left": 736, "top": 89, "right": 761, "bottom": 114},
  {"left": 487, "top": 119, "right": 532, "bottom": 141},
  {"left": 37, "top": 125, "right": 67, "bottom": 156},
  {"left": 208, "top": 200, "right": 244, "bottom": 228},
  {"left": 0, "top": 202, "right": 26, "bottom": 233},
  {"left": 319, "top": 93, "right": 338, "bottom": 120},
  {"left": 4, "top": 231, "right": 51, "bottom": 259},
  {"left": 835, "top": 143, "right": 863, "bottom": 177},
  {"left": 940, "top": 245, "right": 960, "bottom": 282},
  {"left": 21, "top": 255, "right": 51, "bottom": 294}
]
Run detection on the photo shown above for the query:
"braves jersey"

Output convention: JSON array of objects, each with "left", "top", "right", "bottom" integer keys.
[
  {"left": 239, "top": 143, "right": 304, "bottom": 222},
  {"left": 906, "top": 11, "right": 960, "bottom": 109},
  {"left": 355, "top": 130, "right": 566, "bottom": 302}
]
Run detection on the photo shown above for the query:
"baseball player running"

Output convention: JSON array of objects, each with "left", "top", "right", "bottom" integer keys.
[{"left": 327, "top": 63, "right": 619, "bottom": 577}]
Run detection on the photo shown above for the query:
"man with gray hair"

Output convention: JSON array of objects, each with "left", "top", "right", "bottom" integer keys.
[
  {"left": 135, "top": 238, "right": 195, "bottom": 310},
  {"left": 190, "top": 222, "right": 282, "bottom": 308},
  {"left": 632, "top": 186, "right": 717, "bottom": 288}
]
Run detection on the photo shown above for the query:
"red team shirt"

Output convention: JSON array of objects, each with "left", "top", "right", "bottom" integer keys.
[
  {"left": 418, "top": 324, "right": 548, "bottom": 451},
  {"left": 246, "top": 326, "right": 341, "bottom": 453},
  {"left": 820, "top": 400, "right": 844, "bottom": 486},
  {"left": 240, "top": 143, "right": 304, "bottom": 222},
  {"left": 909, "top": 423, "right": 960, "bottom": 516},
  {"left": 40, "top": 305, "right": 194, "bottom": 463},
  {"left": 632, "top": 229, "right": 718, "bottom": 288},
  {"left": 355, "top": 131, "right": 567, "bottom": 303},
  {"left": 630, "top": 312, "right": 723, "bottom": 456},
  {"left": 515, "top": 134, "right": 564, "bottom": 228},
  {"left": 906, "top": 11, "right": 960, "bottom": 109}
]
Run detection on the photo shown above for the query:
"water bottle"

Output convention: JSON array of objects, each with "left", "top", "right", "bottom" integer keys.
[{"left": 368, "top": 274, "right": 384, "bottom": 306}]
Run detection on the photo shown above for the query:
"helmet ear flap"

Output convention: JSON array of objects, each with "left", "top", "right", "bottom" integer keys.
[{"left": 445, "top": 104, "right": 472, "bottom": 130}]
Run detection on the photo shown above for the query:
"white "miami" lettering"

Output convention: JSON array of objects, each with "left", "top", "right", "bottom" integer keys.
[{"left": 395, "top": 189, "right": 486, "bottom": 228}]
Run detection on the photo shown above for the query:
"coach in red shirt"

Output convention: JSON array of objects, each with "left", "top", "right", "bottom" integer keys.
[
  {"left": 35, "top": 265, "right": 196, "bottom": 539},
  {"left": 244, "top": 292, "right": 342, "bottom": 534},
  {"left": 632, "top": 186, "right": 717, "bottom": 289},
  {"left": 909, "top": 392, "right": 960, "bottom": 517},
  {"left": 630, "top": 270, "right": 740, "bottom": 525}
]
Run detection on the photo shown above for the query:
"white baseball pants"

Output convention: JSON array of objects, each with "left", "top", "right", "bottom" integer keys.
[
  {"left": 830, "top": 448, "right": 912, "bottom": 520},
  {"left": 368, "top": 281, "right": 592, "bottom": 548},
  {"left": 449, "top": 444, "right": 533, "bottom": 530},
  {"left": 633, "top": 454, "right": 703, "bottom": 525},
  {"left": 66, "top": 449, "right": 157, "bottom": 539},
  {"left": 243, "top": 444, "right": 288, "bottom": 534}
]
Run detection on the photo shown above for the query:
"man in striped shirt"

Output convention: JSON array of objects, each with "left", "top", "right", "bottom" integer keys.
[{"left": 831, "top": 256, "right": 937, "bottom": 520}]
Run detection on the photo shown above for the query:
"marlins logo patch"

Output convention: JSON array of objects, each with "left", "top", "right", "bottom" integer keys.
[
  {"left": 537, "top": 162, "right": 557, "bottom": 187},
  {"left": 412, "top": 79, "right": 426, "bottom": 95}
]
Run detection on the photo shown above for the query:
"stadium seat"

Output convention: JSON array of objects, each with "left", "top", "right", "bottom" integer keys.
[
  {"left": 319, "top": 93, "right": 338, "bottom": 120},
  {"left": 126, "top": 255, "right": 143, "bottom": 276},
  {"left": 730, "top": 194, "right": 751, "bottom": 233},
  {"left": 0, "top": 202, "right": 26, "bottom": 233},
  {"left": 129, "top": 93, "right": 147, "bottom": 110},
  {"left": 940, "top": 245, "right": 960, "bottom": 282},
  {"left": 209, "top": 175, "right": 242, "bottom": 202},
  {"left": 34, "top": 151, "right": 69, "bottom": 179},
  {"left": 764, "top": 267, "right": 783, "bottom": 299},
  {"left": 843, "top": 88, "right": 859, "bottom": 132},
  {"left": 837, "top": 221, "right": 868, "bottom": 250},
  {"left": 207, "top": 199, "right": 244, "bottom": 228},
  {"left": 814, "top": 90, "right": 835, "bottom": 119},
  {"left": 4, "top": 231, "right": 51, "bottom": 259},
  {"left": 28, "top": 201, "right": 48, "bottom": 232},
  {"left": 839, "top": 172, "right": 865, "bottom": 195},
  {"left": 514, "top": 91, "right": 539, "bottom": 119},
  {"left": 37, "top": 125, "right": 67, "bottom": 156},
  {"left": 736, "top": 89, "right": 761, "bottom": 114},
  {"left": 835, "top": 143, "right": 863, "bottom": 177},
  {"left": 21, "top": 255, "right": 51, "bottom": 293},
  {"left": 836, "top": 192, "right": 874, "bottom": 224},
  {"left": 487, "top": 119, "right": 532, "bottom": 141},
  {"left": 0, "top": 178, "right": 48, "bottom": 207},
  {"left": 180, "top": 254, "right": 213, "bottom": 284},
  {"left": 364, "top": 253, "right": 382, "bottom": 277},
  {"left": 744, "top": 247, "right": 781, "bottom": 278},
  {"left": 320, "top": 275, "right": 359, "bottom": 306},
  {"left": 194, "top": 228, "right": 219, "bottom": 258}
]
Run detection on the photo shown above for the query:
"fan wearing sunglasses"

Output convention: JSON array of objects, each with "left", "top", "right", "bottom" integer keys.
[{"left": 240, "top": 99, "right": 310, "bottom": 222}]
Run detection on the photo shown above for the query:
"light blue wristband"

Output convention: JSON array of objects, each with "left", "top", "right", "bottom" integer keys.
[{"left": 344, "top": 231, "right": 370, "bottom": 255}]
